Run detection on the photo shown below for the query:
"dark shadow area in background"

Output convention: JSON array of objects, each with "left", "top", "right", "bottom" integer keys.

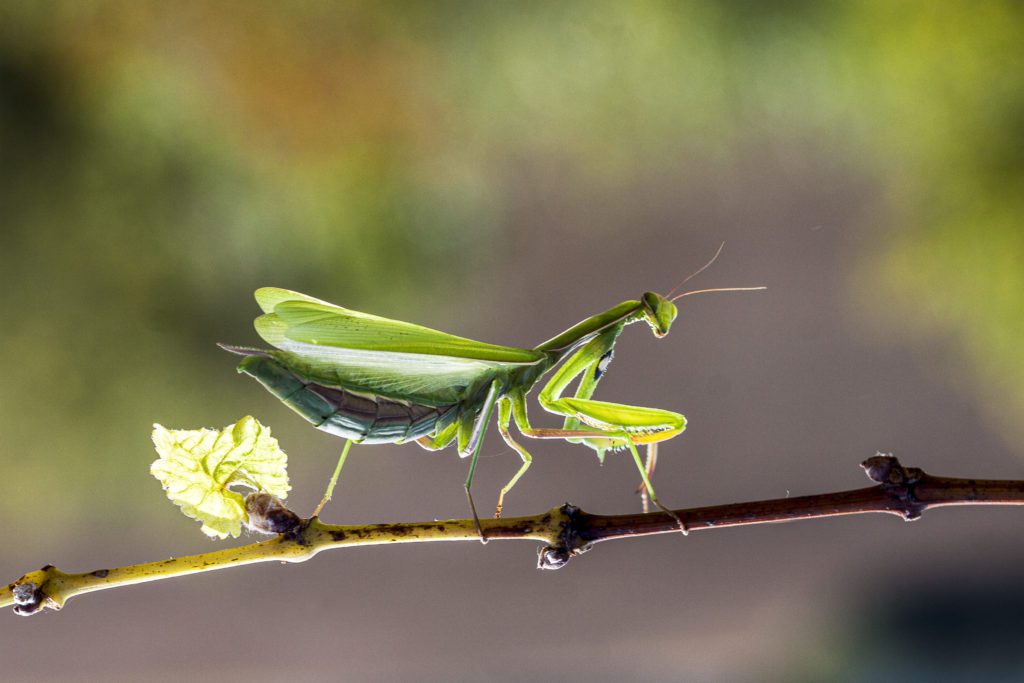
[{"left": 789, "top": 568, "right": 1024, "bottom": 683}]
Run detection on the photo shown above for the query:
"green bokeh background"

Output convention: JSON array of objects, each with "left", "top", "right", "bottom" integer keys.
[{"left": 2, "top": 2, "right": 1022, "bottom": 681}]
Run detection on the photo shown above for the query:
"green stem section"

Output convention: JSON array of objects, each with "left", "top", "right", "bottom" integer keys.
[{"left": 0, "top": 513, "right": 556, "bottom": 615}]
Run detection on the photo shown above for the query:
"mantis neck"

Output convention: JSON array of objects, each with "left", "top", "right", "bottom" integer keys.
[{"left": 534, "top": 300, "right": 643, "bottom": 357}]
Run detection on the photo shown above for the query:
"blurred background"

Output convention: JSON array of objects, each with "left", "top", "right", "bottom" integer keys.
[{"left": 2, "top": 1, "right": 1023, "bottom": 681}]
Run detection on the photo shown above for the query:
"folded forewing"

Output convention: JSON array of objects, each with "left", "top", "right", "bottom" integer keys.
[
  {"left": 255, "top": 287, "right": 335, "bottom": 314},
  {"left": 253, "top": 288, "right": 545, "bottom": 403},
  {"left": 255, "top": 288, "right": 544, "bottom": 363}
]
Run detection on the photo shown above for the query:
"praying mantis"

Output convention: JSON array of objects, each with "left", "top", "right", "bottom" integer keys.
[{"left": 221, "top": 252, "right": 763, "bottom": 539}]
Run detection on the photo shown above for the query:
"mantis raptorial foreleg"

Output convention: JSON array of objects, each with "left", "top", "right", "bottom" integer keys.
[
  {"left": 638, "top": 442, "right": 658, "bottom": 513},
  {"left": 622, "top": 437, "right": 687, "bottom": 533},
  {"left": 537, "top": 328, "right": 686, "bottom": 454},
  {"left": 509, "top": 328, "right": 640, "bottom": 451},
  {"left": 541, "top": 325, "right": 622, "bottom": 447},
  {"left": 557, "top": 328, "right": 622, "bottom": 440},
  {"left": 502, "top": 328, "right": 686, "bottom": 528}
]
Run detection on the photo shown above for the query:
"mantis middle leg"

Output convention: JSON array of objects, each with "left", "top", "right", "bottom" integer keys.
[
  {"left": 491, "top": 388, "right": 617, "bottom": 518},
  {"left": 494, "top": 397, "right": 532, "bottom": 518}
]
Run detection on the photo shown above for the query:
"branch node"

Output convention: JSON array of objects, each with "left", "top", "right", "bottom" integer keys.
[
  {"left": 11, "top": 566, "right": 65, "bottom": 616},
  {"left": 861, "top": 454, "right": 925, "bottom": 520},
  {"left": 537, "top": 504, "right": 593, "bottom": 570},
  {"left": 245, "top": 492, "right": 304, "bottom": 536},
  {"left": 861, "top": 454, "right": 925, "bottom": 485}
]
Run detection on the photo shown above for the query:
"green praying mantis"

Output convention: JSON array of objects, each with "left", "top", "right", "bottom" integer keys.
[{"left": 221, "top": 252, "right": 764, "bottom": 539}]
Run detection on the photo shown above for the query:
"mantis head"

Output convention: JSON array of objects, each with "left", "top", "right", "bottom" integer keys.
[
  {"left": 642, "top": 284, "right": 769, "bottom": 339},
  {"left": 641, "top": 292, "right": 678, "bottom": 338},
  {"left": 638, "top": 245, "right": 765, "bottom": 340}
]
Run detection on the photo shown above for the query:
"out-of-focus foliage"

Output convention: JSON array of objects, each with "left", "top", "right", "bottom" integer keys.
[
  {"left": 0, "top": 0, "right": 1021, "bottom": 527},
  {"left": 845, "top": 4, "right": 1024, "bottom": 442}
]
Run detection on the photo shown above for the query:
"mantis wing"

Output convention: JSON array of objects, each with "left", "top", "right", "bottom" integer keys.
[
  {"left": 255, "top": 287, "right": 542, "bottom": 363},
  {"left": 253, "top": 288, "right": 545, "bottom": 404}
]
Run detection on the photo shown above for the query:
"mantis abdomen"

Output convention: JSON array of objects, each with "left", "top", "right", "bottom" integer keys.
[{"left": 237, "top": 355, "right": 459, "bottom": 444}]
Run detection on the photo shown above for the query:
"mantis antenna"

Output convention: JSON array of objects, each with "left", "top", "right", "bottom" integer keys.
[
  {"left": 666, "top": 241, "right": 726, "bottom": 299},
  {"left": 671, "top": 286, "right": 767, "bottom": 302}
]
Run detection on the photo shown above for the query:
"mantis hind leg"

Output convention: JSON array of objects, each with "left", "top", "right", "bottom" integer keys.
[
  {"left": 462, "top": 379, "right": 502, "bottom": 543},
  {"left": 311, "top": 439, "right": 354, "bottom": 518}
]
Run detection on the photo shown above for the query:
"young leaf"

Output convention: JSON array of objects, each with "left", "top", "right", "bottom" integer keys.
[{"left": 150, "top": 416, "right": 291, "bottom": 539}]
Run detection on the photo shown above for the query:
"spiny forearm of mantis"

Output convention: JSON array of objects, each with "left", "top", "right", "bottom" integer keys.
[{"left": 5, "top": 455, "right": 1024, "bottom": 616}]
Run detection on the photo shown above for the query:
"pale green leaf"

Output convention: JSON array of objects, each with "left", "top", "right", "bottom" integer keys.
[{"left": 150, "top": 416, "right": 290, "bottom": 539}]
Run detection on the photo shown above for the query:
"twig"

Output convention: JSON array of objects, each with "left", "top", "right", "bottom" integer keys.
[{"left": 4, "top": 455, "right": 1024, "bottom": 616}]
